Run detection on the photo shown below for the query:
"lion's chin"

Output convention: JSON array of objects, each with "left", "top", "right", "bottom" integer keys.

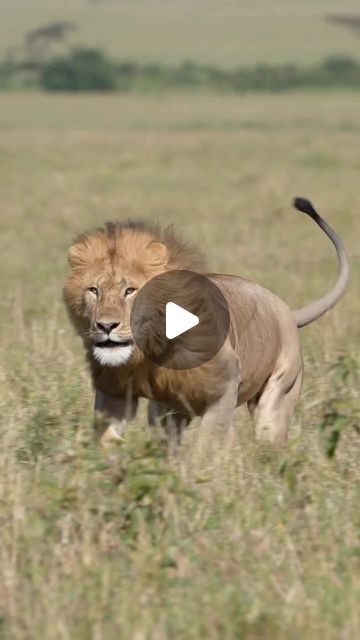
[{"left": 92, "top": 344, "right": 134, "bottom": 367}]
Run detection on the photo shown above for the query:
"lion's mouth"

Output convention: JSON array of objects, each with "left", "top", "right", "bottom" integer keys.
[{"left": 94, "top": 339, "right": 134, "bottom": 349}]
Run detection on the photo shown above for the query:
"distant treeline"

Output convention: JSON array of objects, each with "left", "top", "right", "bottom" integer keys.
[{"left": 2, "top": 48, "right": 360, "bottom": 92}]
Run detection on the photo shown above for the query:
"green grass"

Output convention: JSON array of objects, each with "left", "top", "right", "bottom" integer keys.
[
  {"left": 0, "top": 91, "right": 359, "bottom": 638},
  {"left": 1, "top": 0, "right": 360, "bottom": 67}
]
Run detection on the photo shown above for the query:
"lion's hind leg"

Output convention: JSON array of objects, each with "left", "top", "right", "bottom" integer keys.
[{"left": 248, "top": 364, "right": 303, "bottom": 445}]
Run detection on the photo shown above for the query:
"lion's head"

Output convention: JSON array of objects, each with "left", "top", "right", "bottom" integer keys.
[{"left": 63, "top": 221, "right": 203, "bottom": 367}]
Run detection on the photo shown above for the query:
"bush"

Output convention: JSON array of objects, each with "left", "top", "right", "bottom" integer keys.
[
  {"left": 114, "top": 61, "right": 139, "bottom": 90},
  {"left": 13, "top": 49, "right": 360, "bottom": 93},
  {"left": 41, "top": 47, "right": 116, "bottom": 92},
  {"left": 231, "top": 63, "right": 304, "bottom": 91},
  {"left": 319, "top": 55, "right": 360, "bottom": 84},
  {"left": 0, "top": 61, "right": 14, "bottom": 89}
]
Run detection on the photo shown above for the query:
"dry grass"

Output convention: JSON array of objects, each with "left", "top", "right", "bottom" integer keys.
[{"left": 0, "top": 91, "right": 359, "bottom": 639}]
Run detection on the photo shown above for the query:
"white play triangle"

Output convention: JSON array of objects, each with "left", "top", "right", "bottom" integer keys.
[{"left": 165, "top": 302, "right": 199, "bottom": 340}]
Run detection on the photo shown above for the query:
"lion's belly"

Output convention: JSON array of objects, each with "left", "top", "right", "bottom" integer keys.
[{"left": 141, "top": 364, "right": 227, "bottom": 416}]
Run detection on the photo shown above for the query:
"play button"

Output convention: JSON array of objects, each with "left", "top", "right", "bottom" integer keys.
[
  {"left": 165, "top": 302, "right": 199, "bottom": 339},
  {"left": 130, "top": 270, "right": 230, "bottom": 370}
]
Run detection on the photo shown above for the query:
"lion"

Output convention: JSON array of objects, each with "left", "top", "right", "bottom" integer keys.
[{"left": 63, "top": 198, "right": 349, "bottom": 446}]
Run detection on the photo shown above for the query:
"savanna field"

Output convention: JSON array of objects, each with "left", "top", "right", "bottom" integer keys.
[{"left": 0, "top": 91, "right": 359, "bottom": 638}]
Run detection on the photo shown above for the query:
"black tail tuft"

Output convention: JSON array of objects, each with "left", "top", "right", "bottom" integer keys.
[{"left": 293, "top": 197, "right": 318, "bottom": 217}]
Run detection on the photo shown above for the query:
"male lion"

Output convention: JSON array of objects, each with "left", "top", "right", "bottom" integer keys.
[{"left": 63, "top": 199, "right": 349, "bottom": 445}]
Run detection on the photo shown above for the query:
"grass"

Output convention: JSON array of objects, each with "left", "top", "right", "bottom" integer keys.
[
  {"left": 0, "top": 91, "right": 359, "bottom": 638},
  {"left": 1, "top": 0, "right": 360, "bottom": 67}
]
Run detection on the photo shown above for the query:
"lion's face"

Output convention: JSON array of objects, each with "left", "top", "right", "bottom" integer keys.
[
  {"left": 64, "top": 225, "right": 173, "bottom": 367},
  {"left": 82, "top": 274, "right": 140, "bottom": 367}
]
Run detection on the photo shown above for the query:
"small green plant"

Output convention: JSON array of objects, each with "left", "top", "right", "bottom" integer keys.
[
  {"left": 319, "top": 354, "right": 359, "bottom": 458},
  {"left": 109, "top": 430, "right": 196, "bottom": 542}
]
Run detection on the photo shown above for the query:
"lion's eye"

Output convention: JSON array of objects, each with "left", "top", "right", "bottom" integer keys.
[
  {"left": 124, "top": 287, "right": 136, "bottom": 297},
  {"left": 88, "top": 286, "right": 99, "bottom": 296}
]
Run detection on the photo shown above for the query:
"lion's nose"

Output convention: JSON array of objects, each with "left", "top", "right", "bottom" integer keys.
[{"left": 95, "top": 320, "right": 120, "bottom": 334}]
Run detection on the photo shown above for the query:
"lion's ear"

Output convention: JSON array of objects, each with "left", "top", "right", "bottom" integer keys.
[
  {"left": 145, "top": 242, "right": 169, "bottom": 268},
  {"left": 68, "top": 243, "right": 85, "bottom": 268}
]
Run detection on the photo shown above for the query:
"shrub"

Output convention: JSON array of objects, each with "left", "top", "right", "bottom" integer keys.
[
  {"left": 320, "top": 55, "right": 360, "bottom": 85},
  {"left": 16, "top": 49, "right": 360, "bottom": 93},
  {"left": 114, "top": 61, "right": 139, "bottom": 91},
  {"left": 41, "top": 47, "right": 116, "bottom": 92},
  {"left": 0, "top": 61, "right": 14, "bottom": 89}
]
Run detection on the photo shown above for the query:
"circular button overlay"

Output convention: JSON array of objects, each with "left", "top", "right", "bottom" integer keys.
[{"left": 130, "top": 270, "right": 230, "bottom": 370}]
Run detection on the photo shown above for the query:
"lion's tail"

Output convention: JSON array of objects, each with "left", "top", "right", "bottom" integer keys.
[{"left": 292, "top": 198, "right": 350, "bottom": 328}]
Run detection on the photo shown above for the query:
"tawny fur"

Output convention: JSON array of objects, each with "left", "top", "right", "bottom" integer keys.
[{"left": 63, "top": 202, "right": 349, "bottom": 446}]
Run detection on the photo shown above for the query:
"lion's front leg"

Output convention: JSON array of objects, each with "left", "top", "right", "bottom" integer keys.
[
  {"left": 148, "top": 400, "right": 190, "bottom": 451},
  {"left": 94, "top": 389, "right": 138, "bottom": 446}
]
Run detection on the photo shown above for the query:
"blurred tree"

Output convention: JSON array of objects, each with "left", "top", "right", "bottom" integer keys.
[
  {"left": 25, "top": 22, "right": 77, "bottom": 65},
  {"left": 41, "top": 48, "right": 116, "bottom": 92},
  {"left": 326, "top": 14, "right": 360, "bottom": 38}
]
